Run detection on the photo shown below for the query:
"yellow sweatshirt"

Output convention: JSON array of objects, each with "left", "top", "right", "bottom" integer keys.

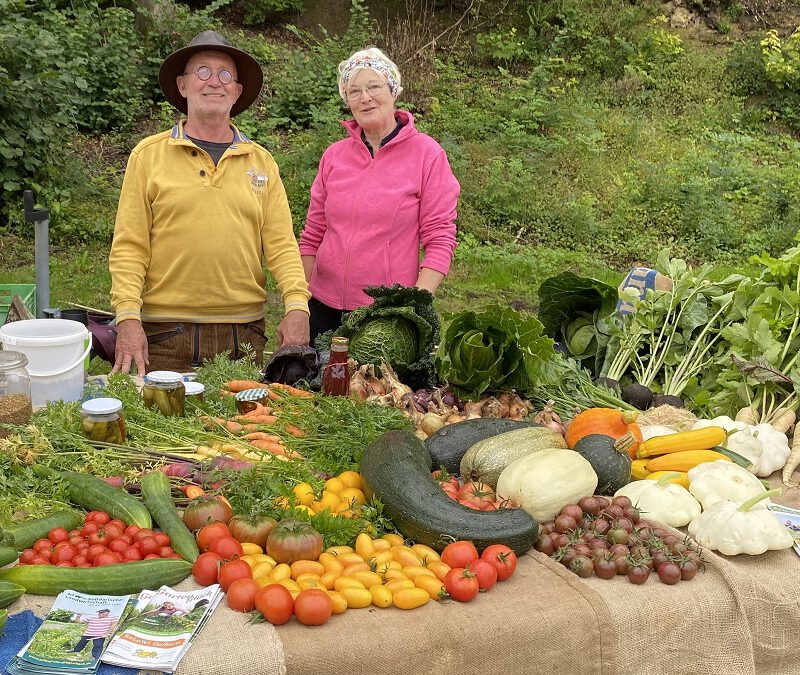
[{"left": 110, "top": 122, "right": 310, "bottom": 323}]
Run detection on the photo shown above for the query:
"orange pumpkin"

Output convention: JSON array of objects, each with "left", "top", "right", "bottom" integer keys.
[{"left": 565, "top": 408, "right": 642, "bottom": 459}]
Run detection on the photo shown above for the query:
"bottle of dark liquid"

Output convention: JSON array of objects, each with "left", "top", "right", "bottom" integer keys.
[{"left": 322, "top": 337, "right": 350, "bottom": 397}]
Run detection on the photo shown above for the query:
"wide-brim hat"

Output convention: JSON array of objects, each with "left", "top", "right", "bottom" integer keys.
[{"left": 158, "top": 30, "right": 263, "bottom": 117}]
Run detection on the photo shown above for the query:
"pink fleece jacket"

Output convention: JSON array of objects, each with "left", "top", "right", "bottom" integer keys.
[{"left": 299, "top": 110, "right": 460, "bottom": 310}]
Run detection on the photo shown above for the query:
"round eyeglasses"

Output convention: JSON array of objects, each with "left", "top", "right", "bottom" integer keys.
[
  {"left": 182, "top": 66, "right": 237, "bottom": 85},
  {"left": 345, "top": 83, "right": 387, "bottom": 101}
]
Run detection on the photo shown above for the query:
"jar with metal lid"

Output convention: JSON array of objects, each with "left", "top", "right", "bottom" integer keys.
[
  {"left": 81, "top": 397, "right": 126, "bottom": 444},
  {"left": 142, "top": 371, "right": 185, "bottom": 417},
  {"left": 0, "top": 351, "right": 33, "bottom": 437},
  {"left": 184, "top": 380, "right": 205, "bottom": 403},
  {"left": 235, "top": 387, "right": 270, "bottom": 414}
]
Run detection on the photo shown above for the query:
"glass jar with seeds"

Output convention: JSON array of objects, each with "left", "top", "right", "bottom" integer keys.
[
  {"left": 80, "top": 397, "right": 126, "bottom": 444},
  {"left": 142, "top": 371, "right": 185, "bottom": 417},
  {"left": 0, "top": 351, "right": 33, "bottom": 437}
]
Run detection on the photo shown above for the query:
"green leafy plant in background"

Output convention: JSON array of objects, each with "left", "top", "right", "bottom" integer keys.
[{"left": 435, "top": 305, "right": 557, "bottom": 401}]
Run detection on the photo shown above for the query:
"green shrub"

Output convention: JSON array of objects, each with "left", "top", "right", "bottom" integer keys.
[{"left": 240, "top": 0, "right": 304, "bottom": 26}]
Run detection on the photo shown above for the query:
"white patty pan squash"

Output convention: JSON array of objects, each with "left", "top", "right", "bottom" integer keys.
[
  {"left": 687, "top": 490, "right": 793, "bottom": 556},
  {"left": 687, "top": 460, "right": 768, "bottom": 510},
  {"left": 614, "top": 473, "right": 701, "bottom": 527},
  {"left": 496, "top": 448, "right": 598, "bottom": 522},
  {"left": 691, "top": 416, "right": 790, "bottom": 477}
]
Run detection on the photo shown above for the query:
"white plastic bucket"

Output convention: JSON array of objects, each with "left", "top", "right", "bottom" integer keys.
[{"left": 0, "top": 319, "right": 90, "bottom": 407}]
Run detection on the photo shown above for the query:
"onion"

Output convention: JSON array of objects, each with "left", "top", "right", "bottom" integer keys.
[
  {"left": 421, "top": 412, "right": 448, "bottom": 436},
  {"left": 532, "top": 400, "right": 565, "bottom": 436}
]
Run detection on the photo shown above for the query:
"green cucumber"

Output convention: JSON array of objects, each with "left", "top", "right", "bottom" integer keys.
[
  {"left": 711, "top": 446, "right": 753, "bottom": 469},
  {"left": 0, "top": 581, "right": 24, "bottom": 608},
  {"left": 361, "top": 429, "right": 539, "bottom": 555},
  {"left": 141, "top": 471, "right": 199, "bottom": 562},
  {"left": 4, "top": 511, "right": 83, "bottom": 550},
  {"left": 36, "top": 467, "right": 151, "bottom": 529},
  {"left": 0, "top": 558, "right": 191, "bottom": 596},
  {"left": 0, "top": 609, "right": 7, "bottom": 631},
  {"left": 426, "top": 418, "right": 536, "bottom": 474},
  {"left": 0, "top": 547, "right": 18, "bottom": 568}
]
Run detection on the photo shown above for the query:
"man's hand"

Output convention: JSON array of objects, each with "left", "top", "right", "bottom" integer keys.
[
  {"left": 276, "top": 310, "right": 310, "bottom": 346},
  {"left": 111, "top": 319, "right": 149, "bottom": 374}
]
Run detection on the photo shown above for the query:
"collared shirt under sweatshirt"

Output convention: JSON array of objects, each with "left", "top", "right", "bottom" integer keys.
[{"left": 110, "top": 121, "right": 310, "bottom": 324}]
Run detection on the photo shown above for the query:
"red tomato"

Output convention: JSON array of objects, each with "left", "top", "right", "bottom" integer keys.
[
  {"left": 47, "top": 527, "right": 70, "bottom": 545},
  {"left": 218, "top": 559, "right": 252, "bottom": 591},
  {"left": 19, "top": 549, "right": 36, "bottom": 564},
  {"left": 89, "top": 531, "right": 111, "bottom": 547},
  {"left": 73, "top": 555, "right": 89, "bottom": 566},
  {"left": 159, "top": 546, "right": 175, "bottom": 558},
  {"left": 93, "top": 552, "right": 117, "bottom": 567},
  {"left": 444, "top": 567, "right": 480, "bottom": 602},
  {"left": 108, "top": 539, "right": 129, "bottom": 554},
  {"left": 68, "top": 535, "right": 85, "bottom": 547},
  {"left": 228, "top": 514, "right": 277, "bottom": 549},
  {"left": 68, "top": 529, "right": 82, "bottom": 538},
  {"left": 50, "top": 544, "right": 77, "bottom": 564},
  {"left": 88, "top": 512, "right": 111, "bottom": 526},
  {"left": 115, "top": 535, "right": 133, "bottom": 546},
  {"left": 124, "top": 525, "right": 141, "bottom": 538},
  {"left": 467, "top": 559, "right": 498, "bottom": 591},
  {"left": 104, "top": 524, "right": 124, "bottom": 539},
  {"left": 133, "top": 528, "right": 155, "bottom": 542},
  {"left": 457, "top": 482, "right": 496, "bottom": 510},
  {"left": 81, "top": 522, "right": 99, "bottom": 536},
  {"left": 209, "top": 536, "right": 243, "bottom": 561},
  {"left": 137, "top": 536, "right": 160, "bottom": 557},
  {"left": 226, "top": 578, "right": 259, "bottom": 612},
  {"left": 76, "top": 541, "right": 89, "bottom": 553},
  {"left": 144, "top": 553, "right": 161, "bottom": 560},
  {"left": 55, "top": 561, "right": 75, "bottom": 567},
  {"left": 480, "top": 544, "right": 517, "bottom": 581},
  {"left": 192, "top": 552, "right": 223, "bottom": 586},
  {"left": 86, "top": 544, "right": 108, "bottom": 562},
  {"left": 255, "top": 584, "right": 293, "bottom": 625},
  {"left": 196, "top": 522, "right": 232, "bottom": 551},
  {"left": 440, "top": 540, "right": 479, "bottom": 568},
  {"left": 123, "top": 548, "right": 143, "bottom": 562},
  {"left": 30, "top": 556, "right": 51, "bottom": 565},
  {"left": 107, "top": 519, "right": 126, "bottom": 531},
  {"left": 153, "top": 532, "right": 171, "bottom": 548},
  {"left": 293, "top": 589, "right": 332, "bottom": 626},
  {"left": 265, "top": 520, "right": 323, "bottom": 564},
  {"left": 33, "top": 538, "right": 52, "bottom": 553},
  {"left": 441, "top": 483, "right": 459, "bottom": 498}
]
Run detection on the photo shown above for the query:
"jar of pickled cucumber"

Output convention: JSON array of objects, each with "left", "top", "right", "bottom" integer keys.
[
  {"left": 80, "top": 397, "right": 126, "bottom": 444},
  {"left": 142, "top": 371, "right": 185, "bottom": 417},
  {"left": 184, "top": 380, "right": 205, "bottom": 403}
]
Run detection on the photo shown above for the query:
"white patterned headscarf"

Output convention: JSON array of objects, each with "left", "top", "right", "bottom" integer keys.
[{"left": 337, "top": 48, "right": 403, "bottom": 102}]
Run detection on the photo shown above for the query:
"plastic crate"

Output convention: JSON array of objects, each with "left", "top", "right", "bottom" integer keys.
[{"left": 0, "top": 284, "right": 36, "bottom": 324}]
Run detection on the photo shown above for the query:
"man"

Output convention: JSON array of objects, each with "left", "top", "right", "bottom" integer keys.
[
  {"left": 109, "top": 31, "right": 310, "bottom": 374},
  {"left": 71, "top": 608, "right": 119, "bottom": 660}
]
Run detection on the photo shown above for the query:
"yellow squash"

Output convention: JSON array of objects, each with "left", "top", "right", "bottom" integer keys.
[
  {"left": 637, "top": 426, "right": 726, "bottom": 458},
  {"left": 645, "top": 449, "right": 731, "bottom": 473}
]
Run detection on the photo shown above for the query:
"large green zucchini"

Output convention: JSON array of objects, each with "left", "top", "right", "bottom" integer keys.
[
  {"left": 0, "top": 547, "right": 18, "bottom": 568},
  {"left": 0, "top": 558, "right": 191, "bottom": 596},
  {"left": 0, "top": 581, "right": 25, "bottom": 608},
  {"left": 361, "top": 429, "right": 538, "bottom": 555},
  {"left": 4, "top": 511, "right": 83, "bottom": 550},
  {"left": 426, "top": 418, "right": 536, "bottom": 474},
  {"left": 141, "top": 471, "right": 199, "bottom": 562}
]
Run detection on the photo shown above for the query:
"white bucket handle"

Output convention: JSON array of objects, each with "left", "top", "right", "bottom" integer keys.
[{"left": 27, "top": 342, "right": 92, "bottom": 379}]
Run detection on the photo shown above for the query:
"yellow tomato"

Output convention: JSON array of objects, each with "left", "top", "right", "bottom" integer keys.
[
  {"left": 292, "top": 482, "right": 315, "bottom": 506},
  {"left": 382, "top": 533, "right": 405, "bottom": 547},
  {"left": 411, "top": 544, "right": 440, "bottom": 563},
  {"left": 251, "top": 554, "right": 276, "bottom": 566},
  {"left": 324, "top": 476, "right": 346, "bottom": 495},
  {"left": 374, "top": 550, "right": 394, "bottom": 566},
  {"left": 337, "top": 470, "right": 363, "bottom": 490},
  {"left": 298, "top": 577, "right": 325, "bottom": 591},
  {"left": 402, "top": 566, "right": 436, "bottom": 581},
  {"left": 342, "top": 562, "right": 370, "bottom": 576},
  {"left": 352, "top": 571, "right": 383, "bottom": 588},
  {"left": 369, "top": 584, "right": 393, "bottom": 608},
  {"left": 382, "top": 568, "right": 408, "bottom": 582},
  {"left": 318, "top": 552, "right": 344, "bottom": 575},
  {"left": 391, "top": 546, "right": 423, "bottom": 568},
  {"left": 252, "top": 561, "right": 275, "bottom": 580},
  {"left": 371, "top": 538, "right": 391, "bottom": 552},
  {"left": 340, "top": 586, "right": 372, "bottom": 609},
  {"left": 334, "top": 576, "right": 366, "bottom": 592},
  {"left": 318, "top": 491, "right": 342, "bottom": 512},
  {"left": 426, "top": 561, "right": 451, "bottom": 582},
  {"left": 277, "top": 578, "right": 301, "bottom": 593},
  {"left": 327, "top": 590, "right": 348, "bottom": 614},
  {"left": 393, "top": 588, "right": 430, "bottom": 610},
  {"left": 385, "top": 578, "right": 416, "bottom": 593},
  {"left": 335, "top": 508, "right": 360, "bottom": 519},
  {"left": 338, "top": 488, "right": 366, "bottom": 508},
  {"left": 290, "top": 560, "right": 325, "bottom": 579},
  {"left": 415, "top": 575, "right": 446, "bottom": 600},
  {"left": 320, "top": 572, "right": 339, "bottom": 590},
  {"left": 336, "top": 552, "right": 367, "bottom": 567},
  {"left": 354, "top": 532, "right": 375, "bottom": 560},
  {"left": 240, "top": 542, "right": 263, "bottom": 556},
  {"left": 254, "top": 576, "right": 277, "bottom": 588},
  {"left": 239, "top": 555, "right": 259, "bottom": 569},
  {"left": 292, "top": 505, "right": 316, "bottom": 517},
  {"left": 271, "top": 563, "right": 292, "bottom": 581},
  {"left": 295, "top": 572, "right": 322, "bottom": 585},
  {"left": 325, "top": 545, "right": 353, "bottom": 555}
]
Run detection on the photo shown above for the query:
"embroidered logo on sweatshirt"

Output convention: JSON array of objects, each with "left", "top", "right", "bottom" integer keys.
[{"left": 247, "top": 167, "right": 267, "bottom": 195}]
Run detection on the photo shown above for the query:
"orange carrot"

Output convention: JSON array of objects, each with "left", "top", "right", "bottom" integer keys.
[
  {"left": 249, "top": 439, "right": 302, "bottom": 459},
  {"left": 284, "top": 423, "right": 306, "bottom": 438},
  {"left": 182, "top": 485, "right": 205, "bottom": 499},
  {"left": 267, "top": 382, "right": 315, "bottom": 399},
  {"left": 226, "top": 379, "right": 266, "bottom": 393},
  {"left": 237, "top": 415, "right": 278, "bottom": 425},
  {"left": 242, "top": 432, "right": 283, "bottom": 442},
  {"left": 222, "top": 420, "right": 245, "bottom": 433},
  {"left": 242, "top": 403, "right": 271, "bottom": 417},
  {"left": 241, "top": 424, "right": 264, "bottom": 432}
]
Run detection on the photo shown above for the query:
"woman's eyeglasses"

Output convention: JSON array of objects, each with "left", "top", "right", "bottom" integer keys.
[
  {"left": 183, "top": 66, "right": 237, "bottom": 85},
  {"left": 345, "top": 83, "right": 387, "bottom": 100}
]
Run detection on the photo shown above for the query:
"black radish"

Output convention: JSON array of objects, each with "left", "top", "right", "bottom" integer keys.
[
  {"left": 621, "top": 383, "right": 653, "bottom": 410},
  {"left": 650, "top": 394, "right": 685, "bottom": 409}
]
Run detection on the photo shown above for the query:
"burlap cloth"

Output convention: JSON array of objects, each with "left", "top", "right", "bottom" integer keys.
[{"left": 8, "top": 475, "right": 800, "bottom": 675}]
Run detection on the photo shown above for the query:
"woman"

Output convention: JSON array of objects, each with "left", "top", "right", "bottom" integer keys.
[{"left": 299, "top": 48, "right": 460, "bottom": 343}]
